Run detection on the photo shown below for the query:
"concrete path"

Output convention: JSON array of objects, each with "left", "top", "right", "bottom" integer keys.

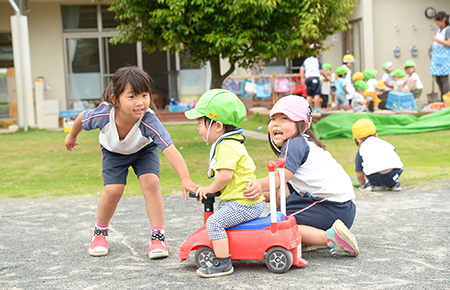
[{"left": 1, "top": 183, "right": 449, "bottom": 289}]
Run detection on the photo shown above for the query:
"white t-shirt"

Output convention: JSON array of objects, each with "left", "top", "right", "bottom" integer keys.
[
  {"left": 281, "top": 136, "right": 355, "bottom": 203},
  {"left": 403, "top": 72, "right": 423, "bottom": 90},
  {"left": 302, "top": 57, "right": 322, "bottom": 78},
  {"left": 382, "top": 72, "right": 394, "bottom": 91},
  {"left": 351, "top": 92, "right": 367, "bottom": 112},
  {"left": 366, "top": 78, "right": 378, "bottom": 92},
  {"left": 82, "top": 102, "right": 173, "bottom": 155},
  {"left": 355, "top": 137, "right": 403, "bottom": 176},
  {"left": 344, "top": 67, "right": 355, "bottom": 98},
  {"left": 320, "top": 75, "right": 331, "bottom": 94}
]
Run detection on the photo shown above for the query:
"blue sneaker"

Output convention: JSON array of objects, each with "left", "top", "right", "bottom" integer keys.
[
  {"left": 389, "top": 182, "right": 401, "bottom": 191},
  {"left": 313, "top": 108, "right": 323, "bottom": 113},
  {"left": 359, "top": 180, "right": 374, "bottom": 191}
]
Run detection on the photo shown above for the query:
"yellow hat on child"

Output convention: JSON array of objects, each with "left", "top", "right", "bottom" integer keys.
[{"left": 352, "top": 118, "right": 376, "bottom": 139}]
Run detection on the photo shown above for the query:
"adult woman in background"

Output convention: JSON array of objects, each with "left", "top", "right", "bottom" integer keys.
[{"left": 430, "top": 11, "right": 450, "bottom": 99}]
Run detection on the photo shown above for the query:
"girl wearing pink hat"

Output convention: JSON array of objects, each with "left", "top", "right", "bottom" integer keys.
[{"left": 244, "top": 95, "right": 359, "bottom": 256}]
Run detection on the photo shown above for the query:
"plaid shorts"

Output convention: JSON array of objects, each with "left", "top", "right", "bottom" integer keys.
[{"left": 206, "top": 200, "right": 265, "bottom": 240}]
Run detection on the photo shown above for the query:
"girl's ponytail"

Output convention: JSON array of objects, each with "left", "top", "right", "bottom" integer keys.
[{"left": 101, "top": 81, "right": 114, "bottom": 105}]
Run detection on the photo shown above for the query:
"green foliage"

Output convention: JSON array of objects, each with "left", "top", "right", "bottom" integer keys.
[{"left": 101, "top": 0, "right": 358, "bottom": 86}]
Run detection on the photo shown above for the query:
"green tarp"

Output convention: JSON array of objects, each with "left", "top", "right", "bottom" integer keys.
[{"left": 312, "top": 108, "right": 450, "bottom": 139}]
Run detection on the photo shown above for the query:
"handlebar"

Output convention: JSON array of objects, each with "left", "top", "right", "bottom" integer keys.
[{"left": 188, "top": 191, "right": 221, "bottom": 198}]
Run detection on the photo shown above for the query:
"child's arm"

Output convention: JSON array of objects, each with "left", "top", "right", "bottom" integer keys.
[
  {"left": 343, "top": 84, "right": 348, "bottom": 95},
  {"left": 404, "top": 80, "right": 416, "bottom": 92},
  {"left": 162, "top": 144, "right": 198, "bottom": 200},
  {"left": 356, "top": 171, "right": 366, "bottom": 186},
  {"left": 196, "top": 169, "right": 233, "bottom": 200},
  {"left": 399, "top": 81, "right": 406, "bottom": 91},
  {"left": 299, "top": 66, "right": 306, "bottom": 83},
  {"left": 243, "top": 169, "right": 294, "bottom": 201},
  {"left": 64, "top": 111, "right": 84, "bottom": 151}
]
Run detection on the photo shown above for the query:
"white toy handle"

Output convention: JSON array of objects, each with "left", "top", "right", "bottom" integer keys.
[{"left": 267, "top": 158, "right": 286, "bottom": 224}]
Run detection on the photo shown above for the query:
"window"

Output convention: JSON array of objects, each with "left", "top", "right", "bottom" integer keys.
[{"left": 61, "top": 5, "right": 97, "bottom": 31}]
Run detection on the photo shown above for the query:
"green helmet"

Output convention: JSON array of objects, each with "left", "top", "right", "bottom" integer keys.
[
  {"left": 354, "top": 80, "right": 368, "bottom": 91},
  {"left": 382, "top": 61, "right": 393, "bottom": 71},
  {"left": 363, "top": 69, "right": 378, "bottom": 80},
  {"left": 390, "top": 69, "right": 406, "bottom": 78},
  {"left": 404, "top": 60, "right": 416, "bottom": 68},
  {"left": 323, "top": 63, "right": 332, "bottom": 70},
  {"left": 184, "top": 89, "right": 246, "bottom": 127},
  {"left": 335, "top": 65, "right": 350, "bottom": 76}
]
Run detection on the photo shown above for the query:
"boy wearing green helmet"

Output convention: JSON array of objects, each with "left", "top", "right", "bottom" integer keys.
[
  {"left": 184, "top": 89, "right": 265, "bottom": 278},
  {"left": 380, "top": 61, "right": 395, "bottom": 109},
  {"left": 399, "top": 60, "right": 423, "bottom": 100},
  {"left": 334, "top": 65, "right": 350, "bottom": 110},
  {"left": 363, "top": 69, "right": 382, "bottom": 111},
  {"left": 390, "top": 69, "right": 406, "bottom": 91},
  {"left": 352, "top": 80, "right": 370, "bottom": 112}
]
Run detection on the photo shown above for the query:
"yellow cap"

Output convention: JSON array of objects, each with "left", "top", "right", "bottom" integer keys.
[
  {"left": 343, "top": 54, "right": 355, "bottom": 63},
  {"left": 378, "top": 79, "right": 385, "bottom": 88},
  {"left": 352, "top": 72, "right": 364, "bottom": 82},
  {"left": 352, "top": 118, "right": 376, "bottom": 139}
]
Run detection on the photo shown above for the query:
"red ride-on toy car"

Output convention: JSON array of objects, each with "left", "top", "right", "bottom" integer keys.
[{"left": 179, "top": 158, "right": 308, "bottom": 273}]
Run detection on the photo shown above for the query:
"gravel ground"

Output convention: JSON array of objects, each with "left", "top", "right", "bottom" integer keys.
[{"left": 1, "top": 183, "right": 449, "bottom": 289}]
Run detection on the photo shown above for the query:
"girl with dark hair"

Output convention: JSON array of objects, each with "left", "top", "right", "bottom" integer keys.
[
  {"left": 244, "top": 95, "right": 359, "bottom": 257},
  {"left": 65, "top": 66, "right": 197, "bottom": 259},
  {"left": 430, "top": 11, "right": 450, "bottom": 98}
]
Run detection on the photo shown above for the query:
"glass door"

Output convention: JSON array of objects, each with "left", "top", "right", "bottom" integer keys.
[{"left": 65, "top": 37, "right": 102, "bottom": 110}]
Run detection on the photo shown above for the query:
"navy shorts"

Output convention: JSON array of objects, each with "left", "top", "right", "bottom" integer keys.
[
  {"left": 367, "top": 168, "right": 403, "bottom": 187},
  {"left": 277, "top": 184, "right": 356, "bottom": 230},
  {"left": 101, "top": 143, "right": 160, "bottom": 185},
  {"left": 305, "top": 77, "right": 321, "bottom": 97}
]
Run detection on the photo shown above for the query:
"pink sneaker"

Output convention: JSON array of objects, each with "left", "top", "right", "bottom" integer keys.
[
  {"left": 89, "top": 228, "right": 108, "bottom": 257},
  {"left": 149, "top": 239, "right": 169, "bottom": 259}
]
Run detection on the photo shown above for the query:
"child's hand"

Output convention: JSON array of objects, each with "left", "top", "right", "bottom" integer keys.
[
  {"left": 195, "top": 185, "right": 213, "bottom": 200},
  {"left": 243, "top": 180, "right": 262, "bottom": 200},
  {"left": 64, "top": 134, "right": 79, "bottom": 151},
  {"left": 181, "top": 179, "right": 198, "bottom": 201}
]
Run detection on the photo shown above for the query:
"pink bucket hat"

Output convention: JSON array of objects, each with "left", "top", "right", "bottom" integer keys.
[{"left": 270, "top": 95, "right": 313, "bottom": 127}]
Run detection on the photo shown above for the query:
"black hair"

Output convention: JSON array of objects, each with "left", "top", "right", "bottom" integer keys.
[
  {"left": 200, "top": 116, "right": 237, "bottom": 133},
  {"left": 269, "top": 120, "right": 325, "bottom": 156},
  {"left": 354, "top": 133, "right": 377, "bottom": 146},
  {"left": 435, "top": 11, "right": 450, "bottom": 26},
  {"left": 101, "top": 66, "right": 157, "bottom": 110}
]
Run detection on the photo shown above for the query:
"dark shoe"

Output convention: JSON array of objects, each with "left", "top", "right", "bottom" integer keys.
[
  {"left": 196, "top": 257, "right": 234, "bottom": 278},
  {"left": 389, "top": 182, "right": 401, "bottom": 191}
]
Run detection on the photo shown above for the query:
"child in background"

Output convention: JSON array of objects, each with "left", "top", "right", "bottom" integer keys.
[
  {"left": 184, "top": 89, "right": 265, "bottom": 278},
  {"left": 352, "top": 71, "right": 364, "bottom": 83},
  {"left": 390, "top": 69, "right": 406, "bottom": 91},
  {"left": 400, "top": 60, "right": 423, "bottom": 100},
  {"left": 380, "top": 62, "right": 395, "bottom": 109},
  {"left": 363, "top": 69, "right": 383, "bottom": 111},
  {"left": 352, "top": 80, "right": 370, "bottom": 112},
  {"left": 342, "top": 54, "right": 356, "bottom": 103},
  {"left": 352, "top": 118, "right": 403, "bottom": 191},
  {"left": 330, "top": 68, "right": 336, "bottom": 106},
  {"left": 244, "top": 96, "right": 359, "bottom": 257},
  {"left": 334, "top": 66, "right": 350, "bottom": 110},
  {"left": 320, "top": 63, "right": 333, "bottom": 110},
  {"left": 65, "top": 66, "right": 197, "bottom": 259}
]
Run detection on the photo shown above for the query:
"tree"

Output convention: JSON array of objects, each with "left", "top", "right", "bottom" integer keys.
[{"left": 104, "top": 0, "right": 358, "bottom": 89}]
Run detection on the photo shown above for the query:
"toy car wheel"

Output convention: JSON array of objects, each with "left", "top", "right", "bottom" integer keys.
[
  {"left": 194, "top": 246, "right": 216, "bottom": 268},
  {"left": 265, "top": 247, "right": 293, "bottom": 273}
]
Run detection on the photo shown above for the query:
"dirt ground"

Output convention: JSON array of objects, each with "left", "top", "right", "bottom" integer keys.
[{"left": 1, "top": 182, "right": 449, "bottom": 289}]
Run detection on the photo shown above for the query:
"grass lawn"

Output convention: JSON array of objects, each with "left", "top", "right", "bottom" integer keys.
[{"left": 1, "top": 115, "right": 449, "bottom": 199}]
